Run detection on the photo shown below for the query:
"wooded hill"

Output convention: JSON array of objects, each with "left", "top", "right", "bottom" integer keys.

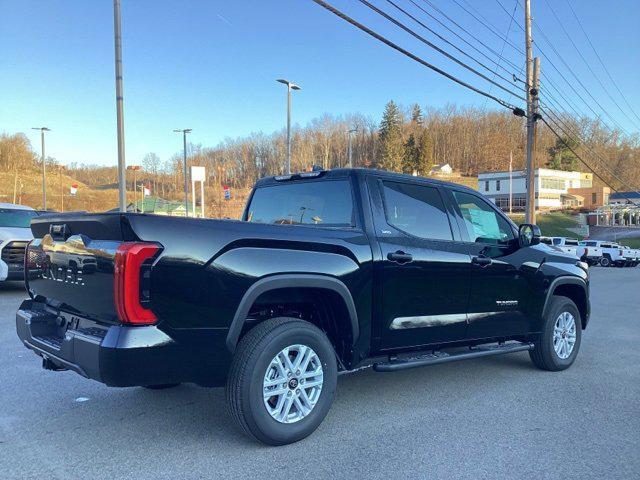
[{"left": 1, "top": 102, "right": 638, "bottom": 215}]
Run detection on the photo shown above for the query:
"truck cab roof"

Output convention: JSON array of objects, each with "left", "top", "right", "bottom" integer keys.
[{"left": 254, "top": 168, "right": 478, "bottom": 194}]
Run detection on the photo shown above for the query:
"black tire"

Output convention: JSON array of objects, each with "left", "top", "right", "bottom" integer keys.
[
  {"left": 530, "top": 296, "right": 582, "bottom": 371},
  {"left": 226, "top": 317, "right": 338, "bottom": 446},
  {"left": 599, "top": 256, "right": 610, "bottom": 267},
  {"left": 143, "top": 383, "right": 180, "bottom": 390}
]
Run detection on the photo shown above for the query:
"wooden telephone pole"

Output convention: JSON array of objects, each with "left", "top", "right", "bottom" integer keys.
[{"left": 524, "top": 0, "right": 541, "bottom": 224}]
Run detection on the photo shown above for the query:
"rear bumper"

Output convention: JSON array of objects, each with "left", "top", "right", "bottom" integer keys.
[{"left": 16, "top": 300, "right": 231, "bottom": 387}]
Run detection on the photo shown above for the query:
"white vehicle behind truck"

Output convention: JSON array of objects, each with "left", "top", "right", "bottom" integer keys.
[
  {"left": 0, "top": 204, "right": 38, "bottom": 282},
  {"left": 576, "top": 240, "right": 603, "bottom": 266},
  {"left": 579, "top": 240, "right": 629, "bottom": 267},
  {"left": 550, "top": 237, "right": 580, "bottom": 257},
  {"left": 620, "top": 245, "right": 639, "bottom": 267}
]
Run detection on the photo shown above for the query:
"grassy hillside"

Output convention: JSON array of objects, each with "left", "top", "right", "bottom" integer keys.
[
  {"left": 509, "top": 212, "right": 584, "bottom": 239},
  {"left": 0, "top": 170, "right": 252, "bottom": 218},
  {"left": 623, "top": 238, "right": 640, "bottom": 249}
]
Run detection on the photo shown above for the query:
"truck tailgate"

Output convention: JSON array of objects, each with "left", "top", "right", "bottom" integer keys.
[{"left": 26, "top": 213, "right": 137, "bottom": 324}]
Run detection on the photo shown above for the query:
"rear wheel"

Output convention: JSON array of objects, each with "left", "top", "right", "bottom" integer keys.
[
  {"left": 226, "top": 317, "right": 337, "bottom": 445},
  {"left": 599, "top": 256, "right": 611, "bottom": 267},
  {"left": 530, "top": 296, "right": 582, "bottom": 371}
]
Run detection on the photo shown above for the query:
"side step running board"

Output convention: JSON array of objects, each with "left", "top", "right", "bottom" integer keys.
[{"left": 373, "top": 342, "right": 534, "bottom": 372}]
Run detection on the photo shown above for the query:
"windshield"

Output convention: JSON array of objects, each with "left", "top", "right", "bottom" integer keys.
[
  {"left": 0, "top": 208, "right": 38, "bottom": 228},
  {"left": 246, "top": 180, "right": 354, "bottom": 227}
]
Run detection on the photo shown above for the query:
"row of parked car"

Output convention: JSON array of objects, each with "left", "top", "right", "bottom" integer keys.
[{"left": 541, "top": 237, "right": 640, "bottom": 267}]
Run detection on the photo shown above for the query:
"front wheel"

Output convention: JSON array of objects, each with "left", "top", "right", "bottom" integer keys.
[
  {"left": 530, "top": 296, "right": 582, "bottom": 371},
  {"left": 226, "top": 317, "right": 338, "bottom": 445}
]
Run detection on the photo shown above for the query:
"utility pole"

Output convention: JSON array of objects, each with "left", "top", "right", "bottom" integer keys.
[
  {"left": 13, "top": 169, "right": 18, "bottom": 204},
  {"left": 31, "top": 127, "right": 50, "bottom": 210},
  {"left": 509, "top": 150, "right": 513, "bottom": 215},
  {"left": 173, "top": 129, "right": 192, "bottom": 216},
  {"left": 113, "top": 0, "right": 127, "bottom": 212},
  {"left": 524, "top": 0, "right": 540, "bottom": 224},
  {"left": 347, "top": 127, "right": 357, "bottom": 168},
  {"left": 60, "top": 166, "right": 64, "bottom": 212}
]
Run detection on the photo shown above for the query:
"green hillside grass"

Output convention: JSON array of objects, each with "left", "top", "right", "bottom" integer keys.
[{"left": 509, "top": 212, "right": 583, "bottom": 239}]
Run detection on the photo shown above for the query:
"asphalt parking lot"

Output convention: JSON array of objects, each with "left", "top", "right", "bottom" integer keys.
[{"left": 1, "top": 267, "right": 639, "bottom": 480}]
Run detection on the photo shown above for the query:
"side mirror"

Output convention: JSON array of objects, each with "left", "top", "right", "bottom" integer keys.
[{"left": 519, "top": 223, "right": 541, "bottom": 247}]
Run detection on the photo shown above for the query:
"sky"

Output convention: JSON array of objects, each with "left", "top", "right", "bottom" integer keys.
[{"left": 1, "top": 0, "right": 639, "bottom": 167}]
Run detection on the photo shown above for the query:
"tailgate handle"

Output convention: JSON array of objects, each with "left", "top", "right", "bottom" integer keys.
[{"left": 50, "top": 224, "right": 70, "bottom": 241}]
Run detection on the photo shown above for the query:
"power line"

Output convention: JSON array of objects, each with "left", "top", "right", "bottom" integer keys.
[
  {"left": 540, "top": 116, "right": 637, "bottom": 203},
  {"left": 309, "top": 0, "right": 523, "bottom": 112},
  {"left": 541, "top": 0, "right": 640, "bottom": 131},
  {"left": 565, "top": 0, "right": 640, "bottom": 127},
  {"left": 448, "top": 0, "right": 525, "bottom": 55},
  {"left": 540, "top": 108, "right": 640, "bottom": 195},
  {"left": 418, "top": 0, "right": 523, "bottom": 76},
  {"left": 534, "top": 25, "right": 631, "bottom": 136},
  {"left": 540, "top": 102, "right": 631, "bottom": 182},
  {"left": 497, "top": 0, "right": 633, "bottom": 136},
  {"left": 379, "top": 0, "right": 523, "bottom": 98},
  {"left": 483, "top": 0, "right": 519, "bottom": 109},
  {"left": 507, "top": 0, "right": 633, "bottom": 136}
]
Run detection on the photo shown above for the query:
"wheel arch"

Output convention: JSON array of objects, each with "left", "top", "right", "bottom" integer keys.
[
  {"left": 226, "top": 274, "right": 359, "bottom": 354},
  {"left": 544, "top": 277, "right": 589, "bottom": 329}
]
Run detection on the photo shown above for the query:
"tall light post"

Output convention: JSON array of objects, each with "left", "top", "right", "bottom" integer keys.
[
  {"left": 173, "top": 129, "right": 192, "bottom": 216},
  {"left": 276, "top": 79, "right": 301, "bottom": 174},
  {"left": 347, "top": 127, "right": 358, "bottom": 168},
  {"left": 31, "top": 127, "right": 50, "bottom": 210},
  {"left": 113, "top": 0, "right": 127, "bottom": 212}
]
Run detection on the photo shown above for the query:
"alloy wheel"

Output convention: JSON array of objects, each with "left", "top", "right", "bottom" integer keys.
[
  {"left": 262, "top": 344, "right": 324, "bottom": 424},
  {"left": 553, "top": 311, "right": 577, "bottom": 360}
]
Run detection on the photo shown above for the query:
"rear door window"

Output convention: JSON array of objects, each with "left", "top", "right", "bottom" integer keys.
[
  {"left": 380, "top": 181, "right": 453, "bottom": 240},
  {"left": 246, "top": 180, "right": 354, "bottom": 227}
]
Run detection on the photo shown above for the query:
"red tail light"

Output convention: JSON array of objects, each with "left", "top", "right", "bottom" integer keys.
[
  {"left": 114, "top": 242, "right": 161, "bottom": 325},
  {"left": 619, "top": 249, "right": 623, "bottom": 256},
  {"left": 585, "top": 248, "right": 589, "bottom": 256}
]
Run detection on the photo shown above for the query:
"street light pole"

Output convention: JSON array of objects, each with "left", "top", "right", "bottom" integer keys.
[
  {"left": 174, "top": 129, "right": 192, "bottom": 216},
  {"left": 276, "top": 79, "right": 301, "bottom": 174},
  {"left": 113, "top": 0, "right": 127, "bottom": 212},
  {"left": 31, "top": 127, "right": 50, "bottom": 210},
  {"left": 347, "top": 127, "right": 358, "bottom": 168}
]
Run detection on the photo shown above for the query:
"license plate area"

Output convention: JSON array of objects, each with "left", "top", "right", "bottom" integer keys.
[{"left": 26, "top": 309, "right": 78, "bottom": 350}]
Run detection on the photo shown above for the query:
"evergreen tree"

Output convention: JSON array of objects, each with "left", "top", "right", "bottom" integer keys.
[
  {"left": 411, "top": 103, "right": 423, "bottom": 124},
  {"left": 402, "top": 133, "right": 419, "bottom": 174},
  {"left": 378, "top": 100, "right": 404, "bottom": 172},
  {"left": 546, "top": 136, "right": 579, "bottom": 171},
  {"left": 416, "top": 131, "right": 434, "bottom": 175}
]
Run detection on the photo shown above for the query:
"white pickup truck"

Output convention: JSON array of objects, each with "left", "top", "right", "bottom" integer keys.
[
  {"left": 620, "top": 245, "right": 640, "bottom": 267},
  {"left": 579, "top": 240, "right": 631, "bottom": 267},
  {"left": 549, "top": 237, "right": 580, "bottom": 257},
  {"left": 576, "top": 240, "right": 604, "bottom": 266},
  {"left": 0, "top": 203, "right": 38, "bottom": 282}
]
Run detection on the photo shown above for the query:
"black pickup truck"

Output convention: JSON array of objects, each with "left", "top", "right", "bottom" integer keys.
[{"left": 17, "top": 168, "right": 589, "bottom": 445}]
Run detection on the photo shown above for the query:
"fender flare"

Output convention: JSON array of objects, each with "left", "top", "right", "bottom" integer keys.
[
  {"left": 542, "top": 276, "right": 588, "bottom": 319},
  {"left": 225, "top": 274, "right": 360, "bottom": 352}
]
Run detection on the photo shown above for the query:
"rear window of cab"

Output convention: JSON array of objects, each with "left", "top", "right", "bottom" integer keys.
[{"left": 246, "top": 180, "right": 354, "bottom": 227}]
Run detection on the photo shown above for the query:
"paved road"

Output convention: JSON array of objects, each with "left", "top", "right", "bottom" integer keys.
[{"left": 1, "top": 268, "right": 639, "bottom": 480}]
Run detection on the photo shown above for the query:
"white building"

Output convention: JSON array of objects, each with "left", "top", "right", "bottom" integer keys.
[
  {"left": 429, "top": 163, "right": 453, "bottom": 176},
  {"left": 477, "top": 168, "right": 593, "bottom": 211}
]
